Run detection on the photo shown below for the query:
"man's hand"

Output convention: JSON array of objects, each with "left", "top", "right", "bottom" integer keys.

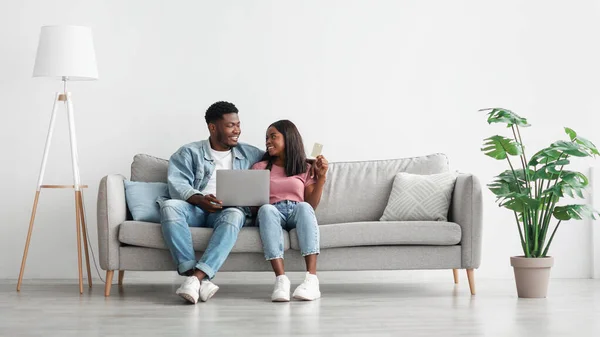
[{"left": 188, "top": 194, "right": 223, "bottom": 212}]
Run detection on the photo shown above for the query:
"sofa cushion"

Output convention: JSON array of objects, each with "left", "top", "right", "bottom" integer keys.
[
  {"left": 131, "top": 154, "right": 168, "bottom": 182},
  {"left": 380, "top": 171, "right": 458, "bottom": 222},
  {"left": 315, "top": 153, "right": 449, "bottom": 225},
  {"left": 128, "top": 152, "right": 450, "bottom": 225},
  {"left": 123, "top": 181, "right": 169, "bottom": 222},
  {"left": 289, "top": 221, "right": 461, "bottom": 250},
  {"left": 118, "top": 221, "right": 290, "bottom": 253}
]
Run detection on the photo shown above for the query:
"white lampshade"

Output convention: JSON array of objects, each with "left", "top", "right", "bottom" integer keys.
[{"left": 33, "top": 25, "right": 98, "bottom": 81}]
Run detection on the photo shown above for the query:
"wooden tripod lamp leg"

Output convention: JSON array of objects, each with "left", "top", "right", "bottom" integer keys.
[
  {"left": 65, "top": 92, "right": 86, "bottom": 294},
  {"left": 17, "top": 191, "right": 41, "bottom": 291},
  {"left": 17, "top": 93, "right": 60, "bottom": 292},
  {"left": 74, "top": 191, "right": 84, "bottom": 294},
  {"left": 77, "top": 191, "right": 92, "bottom": 288}
]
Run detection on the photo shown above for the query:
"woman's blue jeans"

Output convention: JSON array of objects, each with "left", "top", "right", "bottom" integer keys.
[{"left": 257, "top": 201, "right": 320, "bottom": 260}]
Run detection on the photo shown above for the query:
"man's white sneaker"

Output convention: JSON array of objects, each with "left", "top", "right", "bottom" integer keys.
[
  {"left": 176, "top": 276, "right": 200, "bottom": 304},
  {"left": 292, "top": 272, "right": 321, "bottom": 301},
  {"left": 199, "top": 280, "right": 219, "bottom": 302},
  {"left": 271, "top": 275, "right": 291, "bottom": 302}
]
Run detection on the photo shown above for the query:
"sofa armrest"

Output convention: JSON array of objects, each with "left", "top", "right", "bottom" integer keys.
[
  {"left": 448, "top": 173, "right": 483, "bottom": 269},
  {"left": 97, "top": 174, "right": 127, "bottom": 270}
]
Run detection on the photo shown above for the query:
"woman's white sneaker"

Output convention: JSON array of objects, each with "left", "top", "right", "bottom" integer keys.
[
  {"left": 199, "top": 280, "right": 219, "bottom": 302},
  {"left": 176, "top": 276, "right": 200, "bottom": 304},
  {"left": 271, "top": 275, "right": 291, "bottom": 302},
  {"left": 292, "top": 273, "right": 321, "bottom": 301}
]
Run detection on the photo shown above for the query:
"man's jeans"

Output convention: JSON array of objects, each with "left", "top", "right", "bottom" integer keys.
[
  {"left": 160, "top": 199, "right": 246, "bottom": 279},
  {"left": 257, "top": 201, "right": 320, "bottom": 260}
]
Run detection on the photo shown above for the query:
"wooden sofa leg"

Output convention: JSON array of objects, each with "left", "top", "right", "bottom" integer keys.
[
  {"left": 466, "top": 269, "right": 475, "bottom": 295},
  {"left": 105, "top": 270, "right": 114, "bottom": 297},
  {"left": 452, "top": 269, "right": 459, "bottom": 284},
  {"left": 118, "top": 270, "right": 125, "bottom": 286}
]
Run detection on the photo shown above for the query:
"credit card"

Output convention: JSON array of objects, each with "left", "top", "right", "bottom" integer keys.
[{"left": 311, "top": 143, "right": 323, "bottom": 157}]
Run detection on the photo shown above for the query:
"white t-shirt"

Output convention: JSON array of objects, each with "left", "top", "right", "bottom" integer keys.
[{"left": 200, "top": 148, "right": 233, "bottom": 196}]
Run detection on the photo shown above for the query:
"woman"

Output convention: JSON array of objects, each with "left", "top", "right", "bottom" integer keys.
[{"left": 251, "top": 120, "right": 328, "bottom": 302}]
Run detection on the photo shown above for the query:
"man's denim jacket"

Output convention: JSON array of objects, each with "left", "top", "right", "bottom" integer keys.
[{"left": 165, "top": 139, "right": 265, "bottom": 216}]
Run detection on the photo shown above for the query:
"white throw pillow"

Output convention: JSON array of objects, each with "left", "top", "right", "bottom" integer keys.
[{"left": 380, "top": 172, "right": 458, "bottom": 222}]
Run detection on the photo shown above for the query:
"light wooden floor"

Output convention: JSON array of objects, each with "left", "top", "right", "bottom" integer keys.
[{"left": 2, "top": 277, "right": 599, "bottom": 336}]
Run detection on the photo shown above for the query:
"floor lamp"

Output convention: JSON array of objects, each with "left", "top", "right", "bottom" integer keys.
[{"left": 17, "top": 26, "right": 98, "bottom": 294}]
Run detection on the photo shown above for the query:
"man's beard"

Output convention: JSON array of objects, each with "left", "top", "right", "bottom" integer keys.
[{"left": 219, "top": 134, "right": 237, "bottom": 148}]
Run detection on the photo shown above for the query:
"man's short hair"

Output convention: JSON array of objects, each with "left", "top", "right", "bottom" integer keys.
[{"left": 205, "top": 101, "right": 239, "bottom": 124}]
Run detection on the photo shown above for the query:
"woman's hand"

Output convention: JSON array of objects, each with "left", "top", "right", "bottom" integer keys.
[
  {"left": 305, "top": 155, "right": 329, "bottom": 210},
  {"left": 314, "top": 155, "right": 328, "bottom": 181}
]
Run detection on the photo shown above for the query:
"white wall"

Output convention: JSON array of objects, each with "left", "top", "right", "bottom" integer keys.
[
  {"left": 592, "top": 167, "right": 600, "bottom": 278},
  {"left": 1, "top": 0, "right": 599, "bottom": 281}
]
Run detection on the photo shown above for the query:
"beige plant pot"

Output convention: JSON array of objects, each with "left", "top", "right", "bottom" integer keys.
[{"left": 510, "top": 256, "right": 554, "bottom": 298}]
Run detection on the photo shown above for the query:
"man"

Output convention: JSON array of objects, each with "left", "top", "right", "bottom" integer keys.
[{"left": 160, "top": 101, "right": 264, "bottom": 304}]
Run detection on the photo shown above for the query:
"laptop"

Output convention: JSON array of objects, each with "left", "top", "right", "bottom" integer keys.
[{"left": 216, "top": 170, "right": 270, "bottom": 206}]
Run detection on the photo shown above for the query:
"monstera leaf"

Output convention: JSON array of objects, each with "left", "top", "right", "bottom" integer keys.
[
  {"left": 565, "top": 127, "right": 600, "bottom": 156},
  {"left": 480, "top": 108, "right": 530, "bottom": 128},
  {"left": 553, "top": 204, "right": 599, "bottom": 221},
  {"left": 482, "top": 136, "right": 522, "bottom": 160}
]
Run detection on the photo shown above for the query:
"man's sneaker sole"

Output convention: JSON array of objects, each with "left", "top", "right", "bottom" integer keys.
[
  {"left": 177, "top": 292, "right": 198, "bottom": 304},
  {"left": 271, "top": 296, "right": 290, "bottom": 302},
  {"left": 293, "top": 293, "right": 321, "bottom": 301}
]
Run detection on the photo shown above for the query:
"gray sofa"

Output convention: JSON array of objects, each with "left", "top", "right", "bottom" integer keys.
[{"left": 97, "top": 153, "right": 482, "bottom": 296}]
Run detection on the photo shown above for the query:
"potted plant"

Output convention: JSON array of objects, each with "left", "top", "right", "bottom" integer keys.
[{"left": 480, "top": 108, "right": 599, "bottom": 298}]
